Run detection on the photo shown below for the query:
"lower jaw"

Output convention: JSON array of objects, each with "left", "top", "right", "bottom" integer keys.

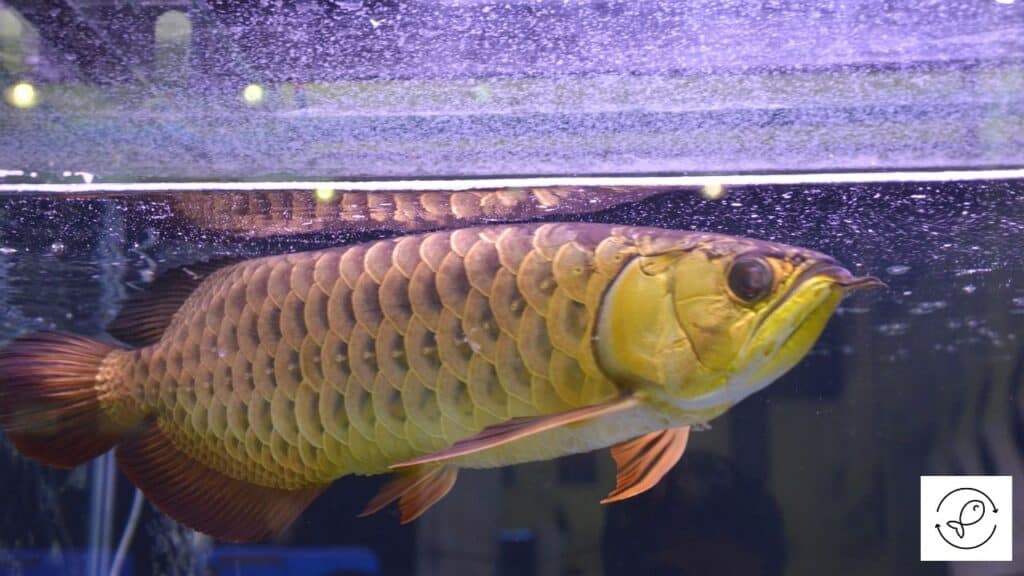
[
  {"left": 745, "top": 287, "right": 843, "bottom": 386},
  {"left": 670, "top": 288, "right": 841, "bottom": 414}
]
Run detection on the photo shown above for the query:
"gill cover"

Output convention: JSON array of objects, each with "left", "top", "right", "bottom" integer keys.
[
  {"left": 595, "top": 244, "right": 834, "bottom": 407},
  {"left": 596, "top": 247, "right": 779, "bottom": 402},
  {"left": 670, "top": 252, "right": 764, "bottom": 371},
  {"left": 594, "top": 251, "right": 700, "bottom": 390}
]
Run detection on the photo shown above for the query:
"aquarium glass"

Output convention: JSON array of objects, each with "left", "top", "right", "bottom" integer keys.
[{"left": 0, "top": 1, "right": 1023, "bottom": 576}]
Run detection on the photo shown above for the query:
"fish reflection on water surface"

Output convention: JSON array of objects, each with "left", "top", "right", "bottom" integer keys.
[
  {"left": 0, "top": 222, "right": 880, "bottom": 541},
  {"left": 166, "top": 186, "right": 667, "bottom": 237}
]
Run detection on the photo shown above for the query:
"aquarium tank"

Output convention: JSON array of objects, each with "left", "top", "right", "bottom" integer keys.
[{"left": 0, "top": 1, "right": 1022, "bottom": 575}]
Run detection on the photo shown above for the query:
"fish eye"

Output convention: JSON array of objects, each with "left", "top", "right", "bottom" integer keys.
[{"left": 728, "top": 256, "right": 774, "bottom": 303}]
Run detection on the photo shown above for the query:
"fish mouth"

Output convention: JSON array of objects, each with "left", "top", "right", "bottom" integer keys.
[
  {"left": 753, "top": 260, "right": 883, "bottom": 336},
  {"left": 726, "top": 262, "right": 866, "bottom": 394},
  {"left": 741, "top": 259, "right": 885, "bottom": 363}
]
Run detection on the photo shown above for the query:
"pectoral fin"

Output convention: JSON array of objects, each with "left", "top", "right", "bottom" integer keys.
[
  {"left": 390, "top": 395, "right": 639, "bottom": 469},
  {"left": 601, "top": 426, "right": 690, "bottom": 504},
  {"left": 359, "top": 465, "right": 458, "bottom": 524}
]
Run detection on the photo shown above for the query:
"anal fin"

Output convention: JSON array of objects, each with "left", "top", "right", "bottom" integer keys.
[
  {"left": 359, "top": 465, "right": 458, "bottom": 524},
  {"left": 116, "top": 420, "right": 326, "bottom": 542},
  {"left": 601, "top": 426, "right": 690, "bottom": 504},
  {"left": 391, "top": 395, "right": 639, "bottom": 469}
]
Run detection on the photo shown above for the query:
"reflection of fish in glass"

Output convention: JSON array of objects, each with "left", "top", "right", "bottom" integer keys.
[
  {"left": 0, "top": 223, "right": 881, "bottom": 541},
  {"left": 168, "top": 187, "right": 667, "bottom": 237},
  {"left": 947, "top": 500, "right": 985, "bottom": 539}
]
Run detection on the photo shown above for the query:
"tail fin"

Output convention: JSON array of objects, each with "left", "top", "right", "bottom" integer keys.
[
  {"left": 0, "top": 332, "right": 142, "bottom": 468},
  {"left": 946, "top": 520, "right": 966, "bottom": 539}
]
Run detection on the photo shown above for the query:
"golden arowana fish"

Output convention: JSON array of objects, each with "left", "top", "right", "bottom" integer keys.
[
  {"left": 0, "top": 222, "right": 881, "bottom": 542},
  {"left": 167, "top": 186, "right": 668, "bottom": 237}
]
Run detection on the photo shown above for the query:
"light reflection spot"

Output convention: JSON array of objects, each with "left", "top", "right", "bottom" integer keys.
[
  {"left": 6, "top": 82, "right": 37, "bottom": 109},
  {"left": 242, "top": 83, "right": 265, "bottom": 106}
]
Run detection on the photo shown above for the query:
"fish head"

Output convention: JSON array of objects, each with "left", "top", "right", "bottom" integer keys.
[{"left": 595, "top": 232, "right": 883, "bottom": 420}]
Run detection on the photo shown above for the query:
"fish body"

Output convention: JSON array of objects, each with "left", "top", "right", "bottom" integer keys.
[
  {"left": 947, "top": 499, "right": 985, "bottom": 538},
  {"left": 0, "top": 222, "right": 880, "bottom": 541}
]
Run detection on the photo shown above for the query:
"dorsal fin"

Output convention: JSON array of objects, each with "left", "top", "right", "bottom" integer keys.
[{"left": 108, "top": 258, "right": 240, "bottom": 347}]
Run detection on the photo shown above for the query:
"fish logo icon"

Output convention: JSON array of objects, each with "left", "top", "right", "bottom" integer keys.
[
  {"left": 935, "top": 488, "right": 999, "bottom": 550},
  {"left": 921, "top": 475, "right": 1012, "bottom": 562}
]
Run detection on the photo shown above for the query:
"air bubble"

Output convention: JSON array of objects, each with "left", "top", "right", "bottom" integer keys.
[
  {"left": 908, "top": 301, "right": 947, "bottom": 315},
  {"left": 876, "top": 323, "right": 909, "bottom": 336}
]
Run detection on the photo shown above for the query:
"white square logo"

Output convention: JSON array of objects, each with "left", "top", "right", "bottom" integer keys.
[{"left": 921, "top": 475, "right": 1013, "bottom": 562}]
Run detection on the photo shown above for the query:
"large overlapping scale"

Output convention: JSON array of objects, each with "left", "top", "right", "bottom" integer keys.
[{"left": 129, "top": 223, "right": 652, "bottom": 490}]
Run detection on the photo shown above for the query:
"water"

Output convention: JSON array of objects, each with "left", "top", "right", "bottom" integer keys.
[
  {"left": 0, "top": 181, "right": 1021, "bottom": 575},
  {"left": 3, "top": 0, "right": 1024, "bottom": 573}
]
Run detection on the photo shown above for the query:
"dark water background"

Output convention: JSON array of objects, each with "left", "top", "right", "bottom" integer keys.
[{"left": 0, "top": 183, "right": 1021, "bottom": 575}]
